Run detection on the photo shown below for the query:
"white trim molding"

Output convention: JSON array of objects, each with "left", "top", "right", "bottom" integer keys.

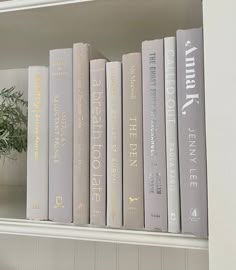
[{"left": 0, "top": 0, "right": 93, "bottom": 13}]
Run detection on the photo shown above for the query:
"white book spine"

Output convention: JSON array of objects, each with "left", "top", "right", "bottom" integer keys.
[
  {"left": 27, "top": 66, "right": 49, "bottom": 220},
  {"left": 164, "top": 37, "right": 181, "bottom": 233},
  {"left": 106, "top": 62, "right": 122, "bottom": 228}
]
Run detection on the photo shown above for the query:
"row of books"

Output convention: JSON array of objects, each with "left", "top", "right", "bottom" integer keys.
[{"left": 26, "top": 27, "right": 208, "bottom": 238}]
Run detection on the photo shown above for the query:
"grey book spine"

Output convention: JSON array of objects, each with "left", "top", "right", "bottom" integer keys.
[
  {"left": 123, "top": 53, "right": 144, "bottom": 229},
  {"left": 90, "top": 59, "right": 107, "bottom": 226},
  {"left": 49, "top": 48, "right": 73, "bottom": 223},
  {"left": 177, "top": 28, "right": 208, "bottom": 238},
  {"left": 164, "top": 37, "right": 181, "bottom": 233},
  {"left": 27, "top": 66, "right": 49, "bottom": 221},
  {"left": 106, "top": 62, "right": 122, "bottom": 228},
  {"left": 73, "top": 43, "right": 90, "bottom": 225},
  {"left": 142, "top": 40, "right": 167, "bottom": 231}
]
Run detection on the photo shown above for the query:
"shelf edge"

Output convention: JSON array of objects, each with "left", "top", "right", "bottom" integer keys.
[
  {"left": 0, "top": 0, "right": 93, "bottom": 13},
  {"left": 0, "top": 219, "right": 208, "bottom": 250}
]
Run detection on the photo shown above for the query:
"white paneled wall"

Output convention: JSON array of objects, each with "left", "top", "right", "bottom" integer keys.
[{"left": 0, "top": 235, "right": 208, "bottom": 270}]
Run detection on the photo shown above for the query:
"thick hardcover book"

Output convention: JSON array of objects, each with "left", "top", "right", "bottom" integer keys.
[
  {"left": 27, "top": 66, "right": 49, "bottom": 220},
  {"left": 73, "top": 43, "right": 103, "bottom": 225},
  {"left": 123, "top": 53, "right": 144, "bottom": 229},
  {"left": 90, "top": 59, "right": 107, "bottom": 226},
  {"left": 49, "top": 48, "right": 73, "bottom": 223},
  {"left": 106, "top": 61, "right": 122, "bottom": 228},
  {"left": 142, "top": 40, "right": 167, "bottom": 231},
  {"left": 177, "top": 28, "right": 208, "bottom": 238},
  {"left": 164, "top": 37, "right": 181, "bottom": 233}
]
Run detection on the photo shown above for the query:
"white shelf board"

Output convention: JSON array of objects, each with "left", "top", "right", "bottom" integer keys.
[
  {"left": 0, "top": 219, "right": 208, "bottom": 250},
  {"left": 0, "top": 0, "right": 92, "bottom": 13}
]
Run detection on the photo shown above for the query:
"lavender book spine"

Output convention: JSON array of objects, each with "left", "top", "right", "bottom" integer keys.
[{"left": 142, "top": 40, "right": 167, "bottom": 231}]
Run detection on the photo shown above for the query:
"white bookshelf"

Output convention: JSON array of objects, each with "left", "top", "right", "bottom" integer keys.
[
  {"left": 0, "top": 219, "right": 208, "bottom": 250},
  {"left": 0, "top": 0, "right": 235, "bottom": 269}
]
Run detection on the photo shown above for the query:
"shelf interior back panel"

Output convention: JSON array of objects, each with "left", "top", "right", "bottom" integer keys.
[{"left": 0, "top": 0, "right": 202, "bottom": 69}]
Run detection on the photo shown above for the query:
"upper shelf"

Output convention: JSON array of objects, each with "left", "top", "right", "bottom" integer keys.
[
  {"left": 0, "top": 219, "right": 208, "bottom": 250},
  {"left": 0, "top": 0, "right": 202, "bottom": 68},
  {"left": 0, "top": 0, "right": 92, "bottom": 13}
]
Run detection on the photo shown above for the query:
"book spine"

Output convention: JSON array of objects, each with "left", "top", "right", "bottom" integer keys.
[
  {"left": 27, "top": 66, "right": 49, "bottom": 221},
  {"left": 142, "top": 40, "right": 167, "bottom": 231},
  {"left": 177, "top": 28, "right": 208, "bottom": 238},
  {"left": 123, "top": 53, "right": 144, "bottom": 229},
  {"left": 49, "top": 48, "right": 73, "bottom": 223},
  {"left": 106, "top": 61, "right": 122, "bottom": 228},
  {"left": 73, "top": 43, "right": 90, "bottom": 225},
  {"left": 164, "top": 37, "right": 181, "bottom": 233},
  {"left": 90, "top": 59, "right": 107, "bottom": 226}
]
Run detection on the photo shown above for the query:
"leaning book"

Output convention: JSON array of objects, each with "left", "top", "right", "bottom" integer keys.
[
  {"left": 49, "top": 48, "right": 73, "bottom": 223},
  {"left": 27, "top": 66, "right": 49, "bottom": 221},
  {"left": 177, "top": 27, "right": 208, "bottom": 238}
]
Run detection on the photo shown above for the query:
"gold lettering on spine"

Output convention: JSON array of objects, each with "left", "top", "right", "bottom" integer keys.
[
  {"left": 33, "top": 74, "right": 41, "bottom": 161},
  {"left": 52, "top": 58, "right": 68, "bottom": 165},
  {"left": 53, "top": 95, "right": 67, "bottom": 163},
  {"left": 53, "top": 96, "right": 60, "bottom": 163},
  {"left": 128, "top": 63, "right": 138, "bottom": 168}
]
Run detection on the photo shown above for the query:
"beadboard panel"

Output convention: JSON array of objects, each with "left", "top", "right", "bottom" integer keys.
[
  {"left": 162, "top": 247, "right": 186, "bottom": 270},
  {"left": 0, "top": 235, "right": 208, "bottom": 270}
]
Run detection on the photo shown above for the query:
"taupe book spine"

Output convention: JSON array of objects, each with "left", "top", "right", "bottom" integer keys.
[
  {"left": 106, "top": 62, "right": 122, "bottom": 228},
  {"left": 123, "top": 53, "right": 144, "bottom": 229},
  {"left": 27, "top": 66, "right": 49, "bottom": 220},
  {"left": 177, "top": 28, "right": 208, "bottom": 238},
  {"left": 142, "top": 40, "right": 167, "bottom": 231},
  {"left": 49, "top": 48, "right": 73, "bottom": 223},
  {"left": 90, "top": 59, "right": 107, "bottom": 226},
  {"left": 73, "top": 43, "right": 90, "bottom": 225},
  {"left": 164, "top": 37, "right": 181, "bottom": 233}
]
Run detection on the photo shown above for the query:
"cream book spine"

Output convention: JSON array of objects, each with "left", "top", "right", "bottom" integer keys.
[
  {"left": 27, "top": 66, "right": 49, "bottom": 220},
  {"left": 106, "top": 61, "right": 122, "bottom": 228},
  {"left": 90, "top": 59, "right": 107, "bottom": 226}
]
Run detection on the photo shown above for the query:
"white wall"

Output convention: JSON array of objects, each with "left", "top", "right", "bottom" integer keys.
[{"left": 0, "top": 235, "right": 208, "bottom": 270}]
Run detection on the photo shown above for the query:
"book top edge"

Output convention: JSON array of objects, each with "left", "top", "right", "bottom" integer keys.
[
  {"left": 73, "top": 42, "right": 90, "bottom": 47},
  {"left": 164, "top": 36, "right": 176, "bottom": 40},
  {"left": 142, "top": 38, "right": 163, "bottom": 44},
  {"left": 106, "top": 61, "right": 121, "bottom": 65},
  {"left": 28, "top": 66, "right": 48, "bottom": 69},
  {"left": 49, "top": 48, "right": 72, "bottom": 53},
  {"left": 90, "top": 58, "right": 107, "bottom": 63},
  {"left": 176, "top": 27, "right": 202, "bottom": 33}
]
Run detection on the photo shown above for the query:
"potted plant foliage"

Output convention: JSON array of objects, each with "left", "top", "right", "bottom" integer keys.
[{"left": 0, "top": 87, "right": 27, "bottom": 159}]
